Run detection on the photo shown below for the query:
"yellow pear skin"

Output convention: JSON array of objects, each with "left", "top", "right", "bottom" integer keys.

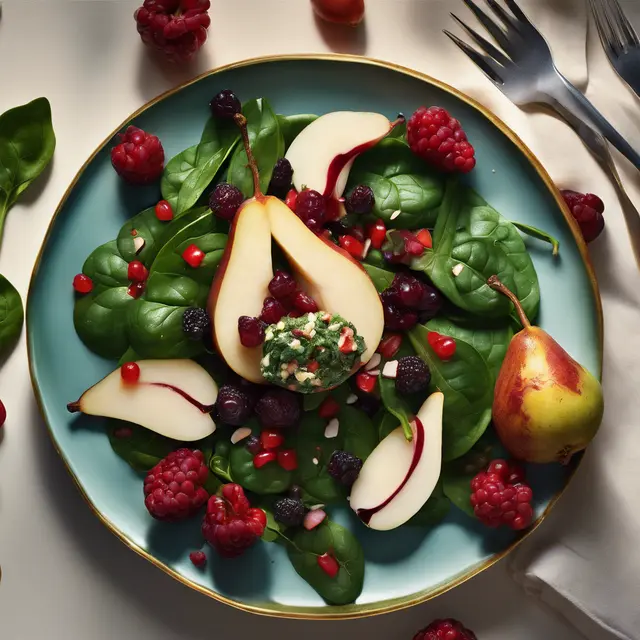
[{"left": 488, "top": 276, "right": 604, "bottom": 464}]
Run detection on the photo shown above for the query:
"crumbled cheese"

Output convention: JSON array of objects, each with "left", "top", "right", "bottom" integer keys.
[
  {"left": 365, "top": 353, "right": 382, "bottom": 371},
  {"left": 276, "top": 321, "right": 285, "bottom": 330},
  {"left": 382, "top": 360, "right": 399, "bottom": 378},
  {"left": 230, "top": 427, "right": 252, "bottom": 445},
  {"left": 304, "top": 322, "right": 315, "bottom": 334},
  {"left": 346, "top": 393, "right": 358, "bottom": 405},
  {"left": 290, "top": 338, "right": 301, "bottom": 350},
  {"left": 295, "top": 370, "right": 316, "bottom": 383},
  {"left": 390, "top": 209, "right": 401, "bottom": 220},
  {"left": 307, "top": 313, "right": 316, "bottom": 323},
  {"left": 321, "top": 313, "right": 332, "bottom": 322},
  {"left": 309, "top": 329, "right": 316, "bottom": 338},
  {"left": 281, "top": 370, "right": 290, "bottom": 380},
  {"left": 452, "top": 263, "right": 464, "bottom": 277},
  {"left": 311, "top": 378, "right": 323, "bottom": 386},
  {"left": 261, "top": 354, "right": 270, "bottom": 367},
  {"left": 324, "top": 418, "right": 339, "bottom": 439},
  {"left": 328, "top": 323, "right": 341, "bottom": 331},
  {"left": 265, "top": 329, "right": 274, "bottom": 341}
]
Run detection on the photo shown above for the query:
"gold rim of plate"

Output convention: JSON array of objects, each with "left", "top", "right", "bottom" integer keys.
[{"left": 26, "top": 53, "right": 604, "bottom": 620}]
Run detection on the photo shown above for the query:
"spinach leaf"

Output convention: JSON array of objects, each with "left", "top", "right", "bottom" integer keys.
[
  {"left": 0, "top": 274, "right": 23, "bottom": 358},
  {"left": 228, "top": 98, "right": 284, "bottom": 197},
  {"left": 412, "top": 179, "right": 540, "bottom": 320},
  {"left": 287, "top": 520, "right": 365, "bottom": 605},
  {"left": 408, "top": 324, "right": 493, "bottom": 460},
  {"left": 210, "top": 440, "right": 233, "bottom": 482},
  {"left": 116, "top": 206, "right": 169, "bottom": 266},
  {"left": 511, "top": 221, "right": 560, "bottom": 257},
  {"left": 363, "top": 263, "right": 395, "bottom": 293},
  {"left": 379, "top": 374, "right": 414, "bottom": 441},
  {"left": 107, "top": 419, "right": 176, "bottom": 472},
  {"left": 386, "top": 121, "right": 407, "bottom": 140},
  {"left": 426, "top": 316, "right": 513, "bottom": 384},
  {"left": 376, "top": 411, "right": 399, "bottom": 441},
  {"left": 363, "top": 248, "right": 388, "bottom": 270},
  {"left": 407, "top": 480, "right": 451, "bottom": 526},
  {"left": 442, "top": 469, "right": 475, "bottom": 518},
  {"left": 0, "top": 98, "right": 56, "bottom": 243},
  {"left": 348, "top": 139, "right": 444, "bottom": 229},
  {"left": 277, "top": 114, "right": 317, "bottom": 149},
  {"left": 161, "top": 144, "right": 198, "bottom": 210},
  {"left": 303, "top": 391, "right": 329, "bottom": 412}
]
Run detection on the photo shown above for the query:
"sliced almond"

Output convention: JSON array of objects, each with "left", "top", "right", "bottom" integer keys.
[
  {"left": 382, "top": 360, "right": 399, "bottom": 379},
  {"left": 346, "top": 393, "right": 359, "bottom": 405},
  {"left": 324, "top": 418, "right": 340, "bottom": 439},
  {"left": 230, "top": 427, "right": 252, "bottom": 444},
  {"left": 261, "top": 354, "right": 270, "bottom": 367},
  {"left": 366, "top": 369, "right": 381, "bottom": 376},
  {"left": 390, "top": 209, "right": 401, "bottom": 220},
  {"left": 365, "top": 353, "right": 382, "bottom": 371},
  {"left": 362, "top": 238, "right": 371, "bottom": 259},
  {"left": 133, "top": 236, "right": 145, "bottom": 254},
  {"left": 328, "top": 323, "right": 341, "bottom": 331},
  {"left": 312, "top": 457, "right": 319, "bottom": 465},
  {"left": 295, "top": 370, "right": 315, "bottom": 383},
  {"left": 452, "top": 263, "right": 464, "bottom": 277}
]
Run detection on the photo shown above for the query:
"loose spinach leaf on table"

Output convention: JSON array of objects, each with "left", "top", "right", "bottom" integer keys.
[
  {"left": 0, "top": 274, "right": 24, "bottom": 359},
  {"left": 411, "top": 179, "right": 540, "bottom": 320},
  {"left": 0, "top": 97, "right": 56, "bottom": 242},
  {"left": 287, "top": 520, "right": 365, "bottom": 605},
  {"left": 277, "top": 113, "right": 317, "bottom": 149},
  {"left": 348, "top": 139, "right": 444, "bottom": 229},
  {"left": 227, "top": 98, "right": 285, "bottom": 197},
  {"left": 408, "top": 324, "right": 493, "bottom": 461}
]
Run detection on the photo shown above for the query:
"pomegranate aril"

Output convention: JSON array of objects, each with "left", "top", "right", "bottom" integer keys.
[
  {"left": 253, "top": 451, "right": 277, "bottom": 469},
  {"left": 182, "top": 244, "right": 205, "bottom": 268},
  {"left": 155, "top": 200, "right": 174, "bottom": 221},
  {"left": 285, "top": 188, "right": 298, "bottom": 212},
  {"left": 269, "top": 270, "right": 297, "bottom": 300},
  {"left": 436, "top": 337, "right": 456, "bottom": 360},
  {"left": 127, "top": 282, "right": 146, "bottom": 299},
  {"left": 377, "top": 333, "right": 403, "bottom": 359},
  {"left": 317, "top": 553, "right": 339, "bottom": 578},
  {"left": 356, "top": 372, "right": 377, "bottom": 394},
  {"left": 73, "top": 273, "right": 93, "bottom": 294},
  {"left": 260, "top": 297, "right": 287, "bottom": 325},
  {"left": 307, "top": 360, "right": 320, "bottom": 373},
  {"left": 405, "top": 237, "right": 425, "bottom": 256},
  {"left": 127, "top": 260, "right": 149, "bottom": 283},
  {"left": 292, "top": 291, "right": 318, "bottom": 313},
  {"left": 260, "top": 429, "right": 284, "bottom": 451},
  {"left": 238, "top": 316, "right": 265, "bottom": 348},
  {"left": 121, "top": 362, "right": 141, "bottom": 383},
  {"left": 189, "top": 551, "right": 207, "bottom": 568},
  {"left": 416, "top": 228, "right": 433, "bottom": 248},
  {"left": 339, "top": 235, "right": 365, "bottom": 260},
  {"left": 367, "top": 219, "right": 387, "bottom": 249},
  {"left": 318, "top": 397, "right": 341, "bottom": 419},
  {"left": 277, "top": 449, "right": 298, "bottom": 471}
]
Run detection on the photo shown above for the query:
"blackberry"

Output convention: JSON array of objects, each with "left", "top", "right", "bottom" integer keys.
[
  {"left": 295, "top": 189, "right": 326, "bottom": 231},
  {"left": 327, "top": 450, "right": 363, "bottom": 487},
  {"left": 396, "top": 356, "right": 431, "bottom": 395},
  {"left": 245, "top": 435, "right": 262, "bottom": 455},
  {"left": 182, "top": 307, "right": 211, "bottom": 341},
  {"left": 346, "top": 185, "right": 375, "bottom": 215},
  {"left": 209, "top": 183, "right": 244, "bottom": 221},
  {"left": 268, "top": 158, "right": 294, "bottom": 196},
  {"left": 273, "top": 497, "right": 306, "bottom": 527},
  {"left": 216, "top": 385, "right": 255, "bottom": 426},
  {"left": 209, "top": 90, "right": 241, "bottom": 119},
  {"left": 255, "top": 389, "right": 301, "bottom": 429}
]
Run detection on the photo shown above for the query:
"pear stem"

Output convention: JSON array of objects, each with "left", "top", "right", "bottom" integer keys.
[
  {"left": 67, "top": 401, "right": 80, "bottom": 413},
  {"left": 233, "top": 113, "right": 262, "bottom": 198},
  {"left": 487, "top": 275, "right": 531, "bottom": 329}
]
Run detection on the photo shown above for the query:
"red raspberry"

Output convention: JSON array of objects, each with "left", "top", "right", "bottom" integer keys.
[
  {"left": 189, "top": 550, "right": 207, "bottom": 568},
  {"left": 470, "top": 459, "right": 534, "bottom": 531},
  {"left": 143, "top": 449, "right": 209, "bottom": 521},
  {"left": 407, "top": 106, "right": 476, "bottom": 173},
  {"left": 561, "top": 189, "right": 605, "bottom": 243},
  {"left": 413, "top": 618, "right": 477, "bottom": 640},
  {"left": 202, "top": 484, "right": 267, "bottom": 558},
  {"left": 111, "top": 126, "right": 164, "bottom": 184},
  {"left": 134, "top": 0, "right": 211, "bottom": 63}
]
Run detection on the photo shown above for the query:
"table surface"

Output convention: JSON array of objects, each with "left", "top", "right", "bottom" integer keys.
[{"left": 0, "top": 1, "right": 619, "bottom": 638}]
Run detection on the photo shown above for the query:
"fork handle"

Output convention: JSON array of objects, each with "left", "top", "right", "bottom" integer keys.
[{"left": 547, "top": 72, "right": 640, "bottom": 170}]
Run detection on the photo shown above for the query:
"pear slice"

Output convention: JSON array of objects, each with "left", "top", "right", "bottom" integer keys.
[
  {"left": 208, "top": 199, "right": 273, "bottom": 383},
  {"left": 67, "top": 360, "right": 218, "bottom": 441},
  {"left": 265, "top": 196, "right": 384, "bottom": 362},
  {"left": 350, "top": 392, "right": 444, "bottom": 530}
]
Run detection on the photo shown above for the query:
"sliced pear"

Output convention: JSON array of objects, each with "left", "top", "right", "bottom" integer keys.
[
  {"left": 350, "top": 392, "right": 444, "bottom": 530},
  {"left": 265, "top": 196, "right": 384, "bottom": 362},
  {"left": 208, "top": 199, "right": 273, "bottom": 383},
  {"left": 67, "top": 360, "right": 218, "bottom": 441}
]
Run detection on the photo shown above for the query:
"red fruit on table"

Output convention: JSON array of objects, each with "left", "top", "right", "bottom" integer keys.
[
  {"left": 0, "top": 399, "right": 6, "bottom": 429},
  {"left": 413, "top": 618, "right": 478, "bottom": 640},
  {"left": 561, "top": 189, "right": 605, "bottom": 243},
  {"left": 111, "top": 126, "right": 164, "bottom": 184},
  {"left": 311, "top": 0, "right": 365, "bottom": 26}
]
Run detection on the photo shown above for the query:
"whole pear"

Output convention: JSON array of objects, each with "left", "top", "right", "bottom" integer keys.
[{"left": 488, "top": 276, "right": 604, "bottom": 464}]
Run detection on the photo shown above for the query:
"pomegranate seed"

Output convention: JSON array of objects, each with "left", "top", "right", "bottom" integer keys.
[
  {"left": 377, "top": 333, "right": 402, "bottom": 359},
  {"left": 285, "top": 188, "right": 298, "bottom": 212},
  {"left": 317, "top": 553, "right": 339, "bottom": 578},
  {"left": 260, "top": 429, "right": 284, "bottom": 451},
  {"left": 356, "top": 372, "right": 377, "bottom": 394},
  {"left": 0, "top": 399, "right": 6, "bottom": 428},
  {"left": 127, "top": 260, "right": 149, "bottom": 283},
  {"left": 277, "top": 449, "right": 298, "bottom": 471},
  {"left": 428, "top": 331, "right": 457, "bottom": 360},
  {"left": 189, "top": 551, "right": 207, "bottom": 568},
  {"left": 127, "top": 282, "right": 146, "bottom": 299},
  {"left": 293, "top": 291, "right": 318, "bottom": 313},
  {"left": 73, "top": 274, "right": 93, "bottom": 294},
  {"left": 405, "top": 237, "right": 425, "bottom": 256},
  {"left": 307, "top": 360, "right": 320, "bottom": 373},
  {"left": 367, "top": 219, "right": 387, "bottom": 249},
  {"left": 253, "top": 451, "right": 277, "bottom": 469},
  {"left": 182, "top": 244, "right": 205, "bottom": 268},
  {"left": 339, "top": 235, "right": 365, "bottom": 260},
  {"left": 318, "top": 397, "right": 341, "bottom": 419},
  {"left": 238, "top": 316, "right": 265, "bottom": 348},
  {"left": 155, "top": 200, "right": 174, "bottom": 221},
  {"left": 121, "top": 362, "right": 141, "bottom": 383},
  {"left": 416, "top": 228, "right": 433, "bottom": 248}
]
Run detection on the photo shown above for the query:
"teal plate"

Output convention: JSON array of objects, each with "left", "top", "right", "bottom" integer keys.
[{"left": 27, "top": 55, "right": 602, "bottom": 619}]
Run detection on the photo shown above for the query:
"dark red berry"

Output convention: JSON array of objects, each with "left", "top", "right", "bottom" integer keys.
[
  {"left": 209, "top": 89, "right": 241, "bottom": 119},
  {"left": 260, "top": 429, "right": 284, "bottom": 451},
  {"left": 273, "top": 496, "right": 305, "bottom": 526},
  {"left": 245, "top": 435, "right": 262, "bottom": 455},
  {"left": 285, "top": 188, "right": 298, "bottom": 211},
  {"left": 111, "top": 126, "right": 164, "bottom": 184},
  {"left": 338, "top": 235, "right": 365, "bottom": 260},
  {"left": 292, "top": 291, "right": 318, "bottom": 313},
  {"left": 255, "top": 389, "right": 301, "bottom": 429},
  {"left": 381, "top": 294, "right": 418, "bottom": 331},
  {"left": 73, "top": 274, "right": 93, "bottom": 294},
  {"left": 216, "top": 384, "right": 254, "bottom": 426},
  {"left": 260, "top": 296, "right": 287, "bottom": 325},
  {"left": 127, "top": 260, "right": 149, "bottom": 283},
  {"left": 209, "top": 182, "right": 244, "bottom": 221},
  {"left": 202, "top": 484, "right": 266, "bottom": 558},
  {"left": 238, "top": 316, "right": 265, "bottom": 347},
  {"left": 355, "top": 371, "right": 377, "bottom": 394},
  {"left": 416, "top": 285, "right": 442, "bottom": 320},
  {"left": 396, "top": 356, "right": 431, "bottom": 395},
  {"left": 0, "top": 399, "right": 6, "bottom": 429},
  {"left": 346, "top": 184, "right": 375, "bottom": 214},
  {"left": 328, "top": 450, "right": 363, "bottom": 486},
  {"left": 350, "top": 225, "right": 366, "bottom": 243},
  {"left": 318, "top": 396, "right": 341, "bottom": 419},
  {"left": 144, "top": 449, "right": 209, "bottom": 521},
  {"left": 367, "top": 219, "right": 387, "bottom": 249},
  {"left": 268, "top": 270, "right": 297, "bottom": 300},
  {"left": 189, "top": 551, "right": 207, "bottom": 568},
  {"left": 182, "top": 307, "right": 211, "bottom": 341},
  {"left": 253, "top": 451, "right": 277, "bottom": 468},
  {"left": 427, "top": 331, "right": 456, "bottom": 360},
  {"left": 377, "top": 333, "right": 403, "bottom": 359},
  {"left": 277, "top": 449, "right": 298, "bottom": 471},
  {"left": 269, "top": 158, "right": 294, "bottom": 194},
  {"left": 296, "top": 189, "right": 326, "bottom": 231},
  {"left": 121, "top": 362, "right": 141, "bottom": 383},
  {"left": 155, "top": 199, "right": 174, "bottom": 221},
  {"left": 413, "top": 618, "right": 477, "bottom": 640},
  {"left": 390, "top": 273, "right": 424, "bottom": 309},
  {"left": 182, "top": 244, "right": 205, "bottom": 268},
  {"left": 561, "top": 189, "right": 605, "bottom": 243},
  {"left": 317, "top": 553, "right": 340, "bottom": 578},
  {"left": 407, "top": 106, "right": 476, "bottom": 173},
  {"left": 127, "top": 282, "right": 146, "bottom": 299}
]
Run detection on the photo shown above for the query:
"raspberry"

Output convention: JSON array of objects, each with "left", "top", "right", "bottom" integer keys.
[
  {"left": 561, "top": 189, "right": 605, "bottom": 243},
  {"left": 216, "top": 384, "right": 255, "bottom": 426},
  {"left": 189, "top": 550, "right": 207, "bottom": 568},
  {"left": 209, "top": 89, "right": 241, "bottom": 119},
  {"left": 255, "top": 389, "right": 301, "bottom": 429},
  {"left": 202, "top": 484, "right": 267, "bottom": 558},
  {"left": 413, "top": 619, "right": 477, "bottom": 640},
  {"left": 273, "top": 497, "right": 306, "bottom": 527},
  {"left": 327, "top": 450, "right": 363, "bottom": 487},
  {"left": 269, "top": 158, "right": 294, "bottom": 196},
  {"left": 111, "top": 126, "right": 164, "bottom": 184},
  {"left": 144, "top": 449, "right": 209, "bottom": 521},
  {"left": 209, "top": 183, "right": 244, "bottom": 221},
  {"left": 182, "top": 307, "right": 211, "bottom": 341},
  {"left": 407, "top": 106, "right": 476, "bottom": 173},
  {"left": 134, "top": 0, "right": 211, "bottom": 63},
  {"left": 0, "top": 400, "right": 6, "bottom": 428},
  {"left": 396, "top": 356, "right": 431, "bottom": 395},
  {"left": 470, "top": 459, "right": 534, "bottom": 531},
  {"left": 295, "top": 189, "right": 326, "bottom": 231},
  {"left": 346, "top": 185, "right": 375, "bottom": 215}
]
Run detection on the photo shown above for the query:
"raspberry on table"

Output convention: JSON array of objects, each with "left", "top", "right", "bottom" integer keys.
[
  {"left": 182, "top": 307, "right": 211, "bottom": 341},
  {"left": 395, "top": 355, "right": 431, "bottom": 395},
  {"left": 413, "top": 618, "right": 478, "bottom": 640},
  {"left": 273, "top": 496, "right": 306, "bottom": 527},
  {"left": 407, "top": 106, "right": 476, "bottom": 173},
  {"left": 209, "top": 89, "right": 242, "bottom": 119},
  {"left": 209, "top": 183, "right": 244, "bottom": 221},
  {"left": 327, "top": 450, "right": 363, "bottom": 487},
  {"left": 202, "top": 483, "right": 267, "bottom": 558},
  {"left": 143, "top": 449, "right": 209, "bottom": 521},
  {"left": 111, "top": 126, "right": 165, "bottom": 184},
  {"left": 561, "top": 189, "right": 605, "bottom": 243}
]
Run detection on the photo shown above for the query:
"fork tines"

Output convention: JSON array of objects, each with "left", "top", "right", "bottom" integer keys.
[{"left": 589, "top": 0, "right": 640, "bottom": 57}]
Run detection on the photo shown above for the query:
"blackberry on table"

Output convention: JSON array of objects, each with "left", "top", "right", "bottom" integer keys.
[{"left": 182, "top": 307, "right": 211, "bottom": 341}]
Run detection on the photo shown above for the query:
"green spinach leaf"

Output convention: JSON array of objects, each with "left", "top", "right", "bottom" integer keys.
[
  {"left": 379, "top": 374, "right": 414, "bottom": 441},
  {"left": 277, "top": 114, "right": 317, "bottom": 149},
  {"left": 116, "top": 206, "right": 170, "bottom": 266},
  {"left": 287, "top": 520, "right": 365, "bottom": 605},
  {"left": 363, "top": 263, "right": 395, "bottom": 293},
  {"left": 376, "top": 411, "right": 399, "bottom": 441},
  {"left": 442, "top": 469, "right": 475, "bottom": 518},
  {"left": 511, "top": 221, "right": 560, "bottom": 257},
  {"left": 228, "top": 98, "right": 284, "bottom": 197},
  {"left": 407, "top": 480, "right": 451, "bottom": 526},
  {"left": 107, "top": 420, "right": 177, "bottom": 472},
  {"left": 348, "top": 139, "right": 444, "bottom": 229},
  {"left": 408, "top": 324, "right": 493, "bottom": 460},
  {"left": 0, "top": 274, "right": 23, "bottom": 358}
]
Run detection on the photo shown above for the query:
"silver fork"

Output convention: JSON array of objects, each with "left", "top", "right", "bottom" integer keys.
[
  {"left": 444, "top": 0, "right": 640, "bottom": 170},
  {"left": 590, "top": 0, "right": 640, "bottom": 98}
]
